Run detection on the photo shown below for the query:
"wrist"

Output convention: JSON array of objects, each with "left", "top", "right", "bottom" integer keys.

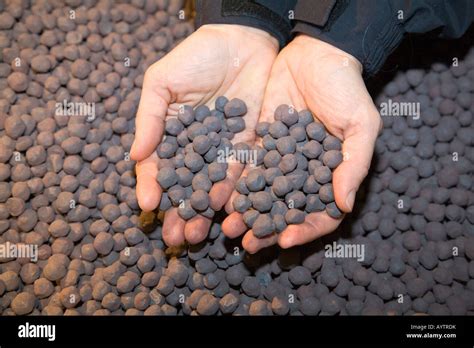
[
  {"left": 198, "top": 24, "right": 279, "bottom": 52},
  {"left": 292, "top": 34, "right": 362, "bottom": 74}
]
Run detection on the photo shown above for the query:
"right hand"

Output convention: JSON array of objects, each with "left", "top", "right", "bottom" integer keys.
[{"left": 131, "top": 24, "right": 278, "bottom": 247}]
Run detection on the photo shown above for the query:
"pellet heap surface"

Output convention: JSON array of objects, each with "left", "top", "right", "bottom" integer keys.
[{"left": 0, "top": 1, "right": 473, "bottom": 316}]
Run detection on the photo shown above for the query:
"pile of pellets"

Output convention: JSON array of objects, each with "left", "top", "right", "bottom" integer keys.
[
  {"left": 0, "top": 0, "right": 473, "bottom": 316},
  {"left": 156, "top": 97, "right": 248, "bottom": 220},
  {"left": 233, "top": 105, "right": 343, "bottom": 238}
]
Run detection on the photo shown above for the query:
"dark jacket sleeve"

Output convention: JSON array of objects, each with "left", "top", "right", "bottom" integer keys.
[
  {"left": 292, "top": 0, "right": 474, "bottom": 76},
  {"left": 195, "top": 0, "right": 297, "bottom": 49}
]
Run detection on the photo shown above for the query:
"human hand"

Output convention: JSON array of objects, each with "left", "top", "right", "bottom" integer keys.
[
  {"left": 130, "top": 24, "right": 278, "bottom": 247},
  {"left": 222, "top": 34, "right": 382, "bottom": 253}
]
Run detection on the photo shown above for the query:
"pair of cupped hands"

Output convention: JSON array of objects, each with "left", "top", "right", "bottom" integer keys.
[{"left": 130, "top": 24, "right": 382, "bottom": 254}]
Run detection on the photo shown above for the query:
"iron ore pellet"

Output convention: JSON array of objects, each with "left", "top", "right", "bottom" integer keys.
[
  {"left": 208, "top": 162, "right": 227, "bottom": 182},
  {"left": 270, "top": 201, "right": 288, "bottom": 217},
  {"left": 323, "top": 135, "right": 342, "bottom": 151},
  {"left": 224, "top": 98, "right": 247, "bottom": 117},
  {"left": 276, "top": 136, "right": 296, "bottom": 155},
  {"left": 178, "top": 200, "right": 197, "bottom": 220},
  {"left": 193, "top": 135, "right": 211, "bottom": 155},
  {"left": 256, "top": 122, "right": 270, "bottom": 137},
  {"left": 273, "top": 214, "right": 287, "bottom": 232},
  {"left": 190, "top": 190, "right": 209, "bottom": 212},
  {"left": 243, "top": 210, "right": 260, "bottom": 228},
  {"left": 226, "top": 118, "right": 245, "bottom": 133},
  {"left": 306, "top": 122, "right": 326, "bottom": 142},
  {"left": 184, "top": 153, "right": 205, "bottom": 173},
  {"left": 213, "top": 96, "right": 228, "bottom": 112},
  {"left": 319, "top": 184, "right": 335, "bottom": 203},
  {"left": 280, "top": 107, "right": 299, "bottom": 127},
  {"left": 262, "top": 135, "right": 277, "bottom": 151},
  {"left": 322, "top": 150, "right": 343, "bottom": 169},
  {"left": 245, "top": 169, "right": 266, "bottom": 192},
  {"left": 313, "top": 166, "right": 332, "bottom": 184},
  {"left": 156, "top": 167, "right": 178, "bottom": 190},
  {"left": 269, "top": 121, "right": 289, "bottom": 138},
  {"left": 252, "top": 214, "right": 275, "bottom": 238},
  {"left": 272, "top": 176, "right": 293, "bottom": 197},
  {"left": 250, "top": 191, "right": 273, "bottom": 213},
  {"left": 326, "top": 202, "right": 343, "bottom": 219},
  {"left": 285, "top": 209, "right": 306, "bottom": 224},
  {"left": 302, "top": 140, "right": 323, "bottom": 159},
  {"left": 197, "top": 294, "right": 219, "bottom": 315},
  {"left": 279, "top": 154, "right": 298, "bottom": 174},
  {"left": 176, "top": 167, "right": 193, "bottom": 187},
  {"left": 178, "top": 105, "right": 195, "bottom": 126},
  {"left": 285, "top": 191, "right": 306, "bottom": 209},
  {"left": 192, "top": 173, "right": 212, "bottom": 192},
  {"left": 233, "top": 194, "right": 252, "bottom": 213}
]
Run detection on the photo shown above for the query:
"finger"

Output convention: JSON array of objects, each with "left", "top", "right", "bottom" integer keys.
[
  {"left": 162, "top": 208, "right": 186, "bottom": 247},
  {"left": 243, "top": 231, "right": 278, "bottom": 254},
  {"left": 223, "top": 164, "right": 252, "bottom": 214},
  {"left": 130, "top": 65, "right": 170, "bottom": 162},
  {"left": 184, "top": 214, "right": 212, "bottom": 245},
  {"left": 209, "top": 161, "right": 244, "bottom": 211},
  {"left": 260, "top": 60, "right": 306, "bottom": 124},
  {"left": 222, "top": 212, "right": 247, "bottom": 238},
  {"left": 135, "top": 152, "right": 161, "bottom": 212},
  {"left": 224, "top": 189, "right": 241, "bottom": 215},
  {"left": 333, "top": 105, "right": 381, "bottom": 213},
  {"left": 278, "top": 211, "right": 343, "bottom": 249}
]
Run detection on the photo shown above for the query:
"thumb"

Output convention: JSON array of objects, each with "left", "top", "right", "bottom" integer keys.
[
  {"left": 332, "top": 103, "right": 381, "bottom": 213},
  {"left": 130, "top": 65, "right": 170, "bottom": 162}
]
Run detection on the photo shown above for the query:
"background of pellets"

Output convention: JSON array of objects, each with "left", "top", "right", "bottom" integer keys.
[{"left": 0, "top": 0, "right": 473, "bottom": 316}]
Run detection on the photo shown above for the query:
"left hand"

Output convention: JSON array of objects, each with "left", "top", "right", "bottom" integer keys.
[{"left": 222, "top": 35, "right": 382, "bottom": 253}]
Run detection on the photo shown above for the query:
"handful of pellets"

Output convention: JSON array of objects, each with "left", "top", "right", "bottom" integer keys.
[
  {"left": 156, "top": 96, "right": 248, "bottom": 220},
  {"left": 233, "top": 105, "right": 344, "bottom": 238}
]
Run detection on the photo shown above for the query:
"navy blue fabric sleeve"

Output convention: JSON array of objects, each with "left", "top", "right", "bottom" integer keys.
[
  {"left": 195, "top": 0, "right": 297, "bottom": 49},
  {"left": 293, "top": 0, "right": 474, "bottom": 76}
]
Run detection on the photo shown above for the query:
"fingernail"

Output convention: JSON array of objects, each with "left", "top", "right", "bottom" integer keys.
[{"left": 345, "top": 189, "right": 356, "bottom": 212}]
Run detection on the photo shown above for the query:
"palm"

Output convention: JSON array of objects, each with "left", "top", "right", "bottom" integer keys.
[
  {"left": 131, "top": 24, "right": 278, "bottom": 246},
  {"left": 223, "top": 35, "right": 381, "bottom": 253},
  {"left": 275, "top": 36, "right": 380, "bottom": 141}
]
